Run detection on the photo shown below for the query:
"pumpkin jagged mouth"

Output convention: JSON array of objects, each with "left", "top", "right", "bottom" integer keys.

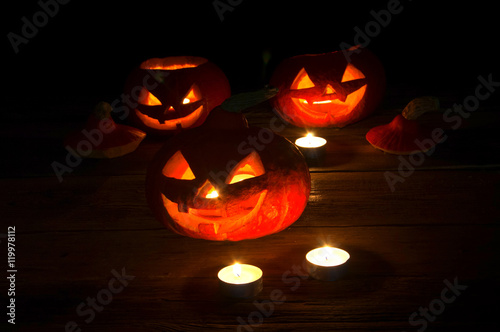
[
  {"left": 162, "top": 191, "right": 267, "bottom": 238},
  {"left": 291, "top": 84, "right": 367, "bottom": 119},
  {"left": 135, "top": 105, "right": 204, "bottom": 129}
]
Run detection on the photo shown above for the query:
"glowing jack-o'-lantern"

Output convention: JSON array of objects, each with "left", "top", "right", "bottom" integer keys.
[
  {"left": 125, "top": 56, "right": 231, "bottom": 135},
  {"left": 146, "top": 109, "right": 311, "bottom": 241},
  {"left": 270, "top": 46, "right": 385, "bottom": 128}
]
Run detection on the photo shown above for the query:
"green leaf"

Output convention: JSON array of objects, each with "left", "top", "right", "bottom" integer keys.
[{"left": 220, "top": 87, "right": 279, "bottom": 113}]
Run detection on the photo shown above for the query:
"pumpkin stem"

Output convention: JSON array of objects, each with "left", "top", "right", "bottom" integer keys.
[
  {"left": 402, "top": 96, "right": 439, "bottom": 120},
  {"left": 93, "top": 101, "right": 113, "bottom": 120}
]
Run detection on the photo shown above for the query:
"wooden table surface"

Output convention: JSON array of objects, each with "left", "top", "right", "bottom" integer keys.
[{"left": 2, "top": 90, "right": 500, "bottom": 331}]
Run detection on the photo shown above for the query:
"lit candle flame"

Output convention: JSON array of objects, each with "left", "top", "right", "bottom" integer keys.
[
  {"left": 295, "top": 133, "right": 326, "bottom": 148},
  {"left": 205, "top": 188, "right": 219, "bottom": 198},
  {"left": 233, "top": 263, "right": 242, "bottom": 277},
  {"left": 306, "top": 247, "right": 350, "bottom": 268},
  {"left": 322, "top": 246, "right": 331, "bottom": 262}
]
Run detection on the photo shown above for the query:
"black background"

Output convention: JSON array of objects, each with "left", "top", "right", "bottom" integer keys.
[{"left": 3, "top": 0, "right": 499, "bottom": 119}]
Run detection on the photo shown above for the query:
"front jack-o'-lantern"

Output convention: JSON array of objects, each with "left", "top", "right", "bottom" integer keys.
[
  {"left": 146, "top": 109, "right": 311, "bottom": 241},
  {"left": 125, "top": 56, "right": 231, "bottom": 135},
  {"left": 270, "top": 46, "right": 385, "bottom": 128}
]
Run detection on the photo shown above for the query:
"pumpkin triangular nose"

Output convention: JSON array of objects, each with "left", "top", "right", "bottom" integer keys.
[
  {"left": 164, "top": 106, "right": 176, "bottom": 115},
  {"left": 324, "top": 84, "right": 336, "bottom": 95}
]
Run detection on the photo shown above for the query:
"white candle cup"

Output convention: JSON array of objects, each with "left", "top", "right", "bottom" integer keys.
[
  {"left": 306, "top": 247, "right": 350, "bottom": 281},
  {"left": 295, "top": 134, "right": 327, "bottom": 163},
  {"left": 218, "top": 263, "right": 263, "bottom": 298}
]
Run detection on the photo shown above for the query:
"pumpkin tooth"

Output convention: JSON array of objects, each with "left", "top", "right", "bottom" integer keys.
[
  {"left": 198, "top": 222, "right": 220, "bottom": 235},
  {"left": 178, "top": 202, "right": 188, "bottom": 213}
]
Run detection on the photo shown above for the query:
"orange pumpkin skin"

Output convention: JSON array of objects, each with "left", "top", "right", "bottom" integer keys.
[
  {"left": 125, "top": 56, "right": 230, "bottom": 135},
  {"left": 145, "top": 109, "right": 311, "bottom": 241},
  {"left": 270, "top": 47, "right": 385, "bottom": 128}
]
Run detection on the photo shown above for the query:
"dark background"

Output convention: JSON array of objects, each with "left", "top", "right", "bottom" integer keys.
[
  {"left": 2, "top": 3, "right": 500, "bottom": 331},
  {"left": 3, "top": 0, "right": 499, "bottom": 120}
]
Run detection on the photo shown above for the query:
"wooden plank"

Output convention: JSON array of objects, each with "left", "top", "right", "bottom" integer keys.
[
  {"left": 2, "top": 170, "right": 498, "bottom": 233},
  {"left": 304, "top": 169, "right": 500, "bottom": 227},
  {"left": 243, "top": 102, "right": 500, "bottom": 172},
  {"left": 15, "top": 279, "right": 499, "bottom": 331},
  {"left": 15, "top": 225, "right": 500, "bottom": 283},
  {"left": 13, "top": 225, "right": 500, "bottom": 330},
  {"left": 2, "top": 92, "right": 499, "bottom": 331},
  {"left": 2, "top": 106, "right": 499, "bottom": 178}
]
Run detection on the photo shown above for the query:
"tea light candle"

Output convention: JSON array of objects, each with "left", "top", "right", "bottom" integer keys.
[
  {"left": 295, "top": 133, "right": 327, "bottom": 148},
  {"left": 218, "top": 263, "right": 263, "bottom": 298},
  {"left": 306, "top": 246, "right": 350, "bottom": 281},
  {"left": 295, "top": 133, "right": 327, "bottom": 162}
]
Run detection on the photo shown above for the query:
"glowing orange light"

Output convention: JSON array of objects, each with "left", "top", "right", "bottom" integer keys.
[
  {"left": 139, "top": 88, "right": 161, "bottom": 106},
  {"left": 206, "top": 188, "right": 219, "bottom": 199},
  {"left": 233, "top": 263, "right": 242, "bottom": 277},
  {"left": 146, "top": 64, "right": 199, "bottom": 70}
]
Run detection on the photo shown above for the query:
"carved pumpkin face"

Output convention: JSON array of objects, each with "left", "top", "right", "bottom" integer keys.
[
  {"left": 270, "top": 47, "right": 385, "bottom": 128},
  {"left": 146, "top": 109, "right": 311, "bottom": 241},
  {"left": 125, "top": 56, "right": 230, "bottom": 135}
]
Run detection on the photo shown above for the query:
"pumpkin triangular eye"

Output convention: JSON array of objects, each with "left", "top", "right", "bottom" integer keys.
[
  {"left": 291, "top": 68, "right": 315, "bottom": 89},
  {"left": 138, "top": 87, "right": 162, "bottom": 106},
  {"left": 341, "top": 63, "right": 365, "bottom": 83},
  {"left": 162, "top": 151, "right": 196, "bottom": 180},
  {"left": 324, "top": 84, "right": 336, "bottom": 94},
  {"left": 227, "top": 150, "right": 265, "bottom": 184},
  {"left": 182, "top": 84, "right": 202, "bottom": 104}
]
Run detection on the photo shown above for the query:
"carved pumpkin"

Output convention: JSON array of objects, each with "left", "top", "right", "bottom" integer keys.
[
  {"left": 270, "top": 46, "right": 385, "bottom": 128},
  {"left": 125, "top": 56, "right": 230, "bottom": 135},
  {"left": 146, "top": 109, "right": 311, "bottom": 241}
]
